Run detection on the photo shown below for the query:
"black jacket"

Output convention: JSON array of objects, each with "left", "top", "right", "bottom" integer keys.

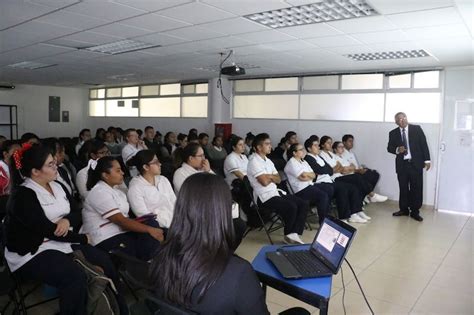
[
  {"left": 305, "top": 154, "right": 333, "bottom": 179},
  {"left": 387, "top": 124, "right": 430, "bottom": 173},
  {"left": 4, "top": 185, "right": 87, "bottom": 256}
]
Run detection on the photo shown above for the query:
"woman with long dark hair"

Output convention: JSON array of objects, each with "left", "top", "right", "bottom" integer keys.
[
  {"left": 82, "top": 156, "right": 162, "bottom": 260},
  {"left": 3, "top": 144, "right": 127, "bottom": 315},
  {"left": 151, "top": 173, "right": 268, "bottom": 314}
]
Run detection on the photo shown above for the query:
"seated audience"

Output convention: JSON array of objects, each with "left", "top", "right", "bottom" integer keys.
[
  {"left": 127, "top": 150, "right": 176, "bottom": 230},
  {"left": 247, "top": 133, "right": 309, "bottom": 244},
  {"left": 198, "top": 132, "right": 209, "bottom": 149},
  {"left": 173, "top": 143, "right": 215, "bottom": 194},
  {"left": 20, "top": 132, "right": 40, "bottom": 145},
  {"left": 0, "top": 140, "right": 20, "bottom": 197},
  {"left": 95, "top": 128, "right": 106, "bottom": 142},
  {"left": 206, "top": 135, "right": 227, "bottom": 176},
  {"left": 122, "top": 128, "right": 147, "bottom": 177},
  {"left": 151, "top": 173, "right": 309, "bottom": 315},
  {"left": 333, "top": 140, "right": 387, "bottom": 203},
  {"left": 3, "top": 144, "right": 127, "bottom": 315},
  {"left": 187, "top": 133, "right": 199, "bottom": 144},
  {"left": 171, "top": 133, "right": 188, "bottom": 168},
  {"left": 82, "top": 156, "right": 162, "bottom": 260},
  {"left": 284, "top": 143, "right": 330, "bottom": 224},
  {"left": 188, "top": 128, "right": 198, "bottom": 139},
  {"left": 162, "top": 131, "right": 177, "bottom": 159},
  {"left": 342, "top": 134, "right": 385, "bottom": 203},
  {"left": 304, "top": 136, "right": 365, "bottom": 223},
  {"left": 44, "top": 138, "right": 78, "bottom": 198},
  {"left": 143, "top": 126, "right": 162, "bottom": 159},
  {"left": 104, "top": 131, "right": 121, "bottom": 156},
  {"left": 224, "top": 136, "right": 249, "bottom": 187},
  {"left": 75, "top": 140, "right": 112, "bottom": 200},
  {"left": 75, "top": 128, "right": 91, "bottom": 154},
  {"left": 244, "top": 132, "right": 255, "bottom": 156}
]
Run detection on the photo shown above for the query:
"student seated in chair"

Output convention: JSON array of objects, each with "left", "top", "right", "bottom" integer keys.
[
  {"left": 3, "top": 144, "right": 127, "bottom": 315},
  {"left": 150, "top": 172, "right": 309, "bottom": 315}
]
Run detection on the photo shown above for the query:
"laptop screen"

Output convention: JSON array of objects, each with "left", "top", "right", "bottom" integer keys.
[{"left": 310, "top": 217, "right": 356, "bottom": 273}]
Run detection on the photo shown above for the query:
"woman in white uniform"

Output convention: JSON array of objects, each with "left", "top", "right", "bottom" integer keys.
[
  {"left": 127, "top": 150, "right": 176, "bottom": 232},
  {"left": 3, "top": 144, "right": 127, "bottom": 315},
  {"left": 83, "top": 156, "right": 163, "bottom": 261}
]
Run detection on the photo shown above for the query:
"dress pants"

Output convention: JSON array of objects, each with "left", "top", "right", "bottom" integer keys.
[
  {"left": 295, "top": 185, "right": 330, "bottom": 224},
  {"left": 320, "top": 181, "right": 362, "bottom": 219},
  {"left": 335, "top": 174, "right": 370, "bottom": 204},
  {"left": 259, "top": 195, "right": 309, "bottom": 235},
  {"left": 397, "top": 161, "right": 423, "bottom": 215},
  {"left": 362, "top": 169, "right": 380, "bottom": 190}
]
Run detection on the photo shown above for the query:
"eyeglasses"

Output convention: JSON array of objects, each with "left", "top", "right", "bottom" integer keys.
[{"left": 193, "top": 154, "right": 205, "bottom": 159}]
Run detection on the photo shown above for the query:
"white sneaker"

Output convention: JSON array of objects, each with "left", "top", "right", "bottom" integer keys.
[
  {"left": 284, "top": 233, "right": 305, "bottom": 245},
  {"left": 369, "top": 193, "right": 388, "bottom": 203},
  {"left": 341, "top": 219, "right": 349, "bottom": 223},
  {"left": 349, "top": 213, "right": 367, "bottom": 223},
  {"left": 357, "top": 211, "right": 371, "bottom": 221},
  {"left": 364, "top": 196, "right": 370, "bottom": 204}
]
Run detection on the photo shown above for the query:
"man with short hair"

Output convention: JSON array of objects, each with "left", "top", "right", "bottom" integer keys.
[
  {"left": 342, "top": 134, "right": 385, "bottom": 203},
  {"left": 247, "top": 133, "right": 309, "bottom": 244},
  {"left": 388, "top": 112, "right": 430, "bottom": 222},
  {"left": 122, "top": 128, "right": 148, "bottom": 164},
  {"left": 143, "top": 126, "right": 162, "bottom": 158}
]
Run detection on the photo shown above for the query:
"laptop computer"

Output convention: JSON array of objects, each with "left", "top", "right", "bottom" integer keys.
[{"left": 266, "top": 216, "right": 357, "bottom": 279}]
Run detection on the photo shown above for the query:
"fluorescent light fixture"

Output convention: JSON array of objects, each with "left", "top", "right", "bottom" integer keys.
[
  {"left": 7, "top": 61, "right": 57, "bottom": 70},
  {"left": 85, "top": 40, "right": 160, "bottom": 55},
  {"left": 245, "top": 0, "right": 378, "bottom": 28},
  {"left": 345, "top": 49, "right": 431, "bottom": 61},
  {"left": 194, "top": 63, "right": 260, "bottom": 72}
]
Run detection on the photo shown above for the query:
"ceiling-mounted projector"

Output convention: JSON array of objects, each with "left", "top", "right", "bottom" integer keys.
[{"left": 220, "top": 64, "right": 246, "bottom": 76}]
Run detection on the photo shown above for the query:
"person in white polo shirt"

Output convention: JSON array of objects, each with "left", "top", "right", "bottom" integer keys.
[
  {"left": 342, "top": 134, "right": 384, "bottom": 203},
  {"left": 247, "top": 133, "right": 308, "bottom": 244},
  {"left": 82, "top": 156, "right": 163, "bottom": 261},
  {"left": 284, "top": 143, "right": 330, "bottom": 225},
  {"left": 121, "top": 128, "right": 147, "bottom": 177},
  {"left": 127, "top": 150, "right": 176, "bottom": 230},
  {"left": 224, "top": 136, "right": 249, "bottom": 187}
]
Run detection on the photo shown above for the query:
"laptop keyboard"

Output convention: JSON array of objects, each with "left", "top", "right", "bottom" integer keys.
[{"left": 283, "top": 250, "right": 330, "bottom": 276}]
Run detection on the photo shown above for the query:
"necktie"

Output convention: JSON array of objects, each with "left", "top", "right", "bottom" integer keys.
[{"left": 401, "top": 128, "right": 408, "bottom": 156}]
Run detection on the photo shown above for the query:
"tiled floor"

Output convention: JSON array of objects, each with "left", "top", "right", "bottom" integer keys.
[
  {"left": 1, "top": 201, "right": 472, "bottom": 314},
  {"left": 236, "top": 201, "right": 474, "bottom": 315}
]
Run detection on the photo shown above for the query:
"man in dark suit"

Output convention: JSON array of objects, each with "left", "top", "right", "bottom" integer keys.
[{"left": 387, "top": 112, "right": 431, "bottom": 222}]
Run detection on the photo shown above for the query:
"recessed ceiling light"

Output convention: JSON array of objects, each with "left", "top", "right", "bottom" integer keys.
[
  {"left": 7, "top": 61, "right": 57, "bottom": 70},
  {"left": 84, "top": 40, "right": 160, "bottom": 55},
  {"left": 245, "top": 0, "right": 378, "bottom": 29},
  {"left": 345, "top": 49, "right": 431, "bottom": 61}
]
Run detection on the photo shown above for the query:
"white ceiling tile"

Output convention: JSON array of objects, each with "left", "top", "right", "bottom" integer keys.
[
  {"left": 200, "top": 0, "right": 288, "bottom": 16},
  {"left": 92, "top": 23, "right": 154, "bottom": 38},
  {"left": 284, "top": 0, "right": 319, "bottom": 6},
  {"left": 0, "top": 30, "right": 44, "bottom": 52},
  {"left": 277, "top": 23, "right": 343, "bottom": 39},
  {"left": 157, "top": 2, "right": 236, "bottom": 25},
  {"left": 351, "top": 30, "right": 409, "bottom": 44},
  {"left": 120, "top": 13, "right": 191, "bottom": 32},
  {"left": 134, "top": 33, "right": 189, "bottom": 46},
  {"left": 24, "top": 0, "right": 79, "bottom": 8},
  {"left": 0, "top": 44, "right": 75, "bottom": 66},
  {"left": 199, "top": 17, "right": 269, "bottom": 35},
  {"left": 368, "top": 41, "right": 423, "bottom": 52},
  {"left": 386, "top": 7, "right": 464, "bottom": 29},
  {"left": 404, "top": 24, "right": 471, "bottom": 40},
  {"left": 61, "top": 31, "right": 124, "bottom": 45},
  {"left": 328, "top": 16, "right": 398, "bottom": 34},
  {"left": 234, "top": 30, "right": 297, "bottom": 44},
  {"left": 218, "top": 44, "right": 277, "bottom": 56},
  {"left": 112, "top": 0, "right": 194, "bottom": 12},
  {"left": 455, "top": 1, "right": 473, "bottom": 37},
  {"left": 64, "top": 1, "right": 146, "bottom": 22},
  {"left": 305, "top": 35, "right": 361, "bottom": 47},
  {"left": 367, "top": 0, "right": 454, "bottom": 15},
  {"left": 12, "top": 21, "right": 78, "bottom": 36},
  {"left": 36, "top": 11, "right": 109, "bottom": 30},
  {"left": 326, "top": 44, "right": 374, "bottom": 54},
  {"left": 162, "top": 26, "right": 225, "bottom": 41},
  {"left": 0, "top": 1, "right": 59, "bottom": 29},
  {"left": 262, "top": 40, "right": 318, "bottom": 52}
]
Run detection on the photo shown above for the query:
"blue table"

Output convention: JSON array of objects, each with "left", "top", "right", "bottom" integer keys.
[{"left": 252, "top": 245, "right": 332, "bottom": 315}]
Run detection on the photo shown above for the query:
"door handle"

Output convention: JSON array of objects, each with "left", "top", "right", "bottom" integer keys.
[{"left": 440, "top": 142, "right": 446, "bottom": 152}]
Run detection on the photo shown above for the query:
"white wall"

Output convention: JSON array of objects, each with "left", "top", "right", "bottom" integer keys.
[
  {"left": 0, "top": 84, "right": 88, "bottom": 138},
  {"left": 231, "top": 119, "right": 439, "bottom": 206}
]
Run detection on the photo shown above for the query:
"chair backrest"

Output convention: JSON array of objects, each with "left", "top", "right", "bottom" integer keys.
[{"left": 145, "top": 295, "right": 197, "bottom": 315}]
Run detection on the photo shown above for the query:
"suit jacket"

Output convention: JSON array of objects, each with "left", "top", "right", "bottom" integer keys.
[{"left": 387, "top": 124, "right": 430, "bottom": 173}]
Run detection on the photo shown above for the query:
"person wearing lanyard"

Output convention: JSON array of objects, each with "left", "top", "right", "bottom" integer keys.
[
  {"left": 388, "top": 112, "right": 431, "bottom": 222},
  {"left": 127, "top": 150, "right": 176, "bottom": 233},
  {"left": 82, "top": 156, "right": 163, "bottom": 261},
  {"left": 3, "top": 144, "right": 127, "bottom": 315}
]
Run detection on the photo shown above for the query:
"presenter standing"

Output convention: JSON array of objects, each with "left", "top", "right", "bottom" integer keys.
[{"left": 387, "top": 112, "right": 431, "bottom": 222}]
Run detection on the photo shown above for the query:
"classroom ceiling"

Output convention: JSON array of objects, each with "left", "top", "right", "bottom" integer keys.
[{"left": 0, "top": 0, "right": 472, "bottom": 87}]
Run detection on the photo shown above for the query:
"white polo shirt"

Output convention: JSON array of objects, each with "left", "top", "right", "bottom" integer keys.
[
  {"left": 121, "top": 143, "right": 140, "bottom": 163},
  {"left": 341, "top": 149, "right": 360, "bottom": 169},
  {"left": 284, "top": 157, "right": 314, "bottom": 194},
  {"left": 247, "top": 153, "right": 280, "bottom": 203},
  {"left": 307, "top": 153, "right": 333, "bottom": 184},
  {"left": 173, "top": 163, "right": 215, "bottom": 194},
  {"left": 128, "top": 175, "right": 176, "bottom": 228},
  {"left": 335, "top": 154, "right": 354, "bottom": 176},
  {"left": 82, "top": 180, "right": 129, "bottom": 246},
  {"left": 319, "top": 151, "right": 342, "bottom": 180},
  {"left": 5, "top": 178, "right": 73, "bottom": 272},
  {"left": 224, "top": 152, "right": 248, "bottom": 186}
]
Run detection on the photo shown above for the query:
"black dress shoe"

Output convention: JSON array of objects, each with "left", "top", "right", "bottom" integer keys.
[
  {"left": 410, "top": 213, "right": 423, "bottom": 222},
  {"left": 393, "top": 210, "right": 409, "bottom": 216}
]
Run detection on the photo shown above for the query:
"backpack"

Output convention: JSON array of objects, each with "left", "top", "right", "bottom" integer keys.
[{"left": 72, "top": 250, "right": 121, "bottom": 315}]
